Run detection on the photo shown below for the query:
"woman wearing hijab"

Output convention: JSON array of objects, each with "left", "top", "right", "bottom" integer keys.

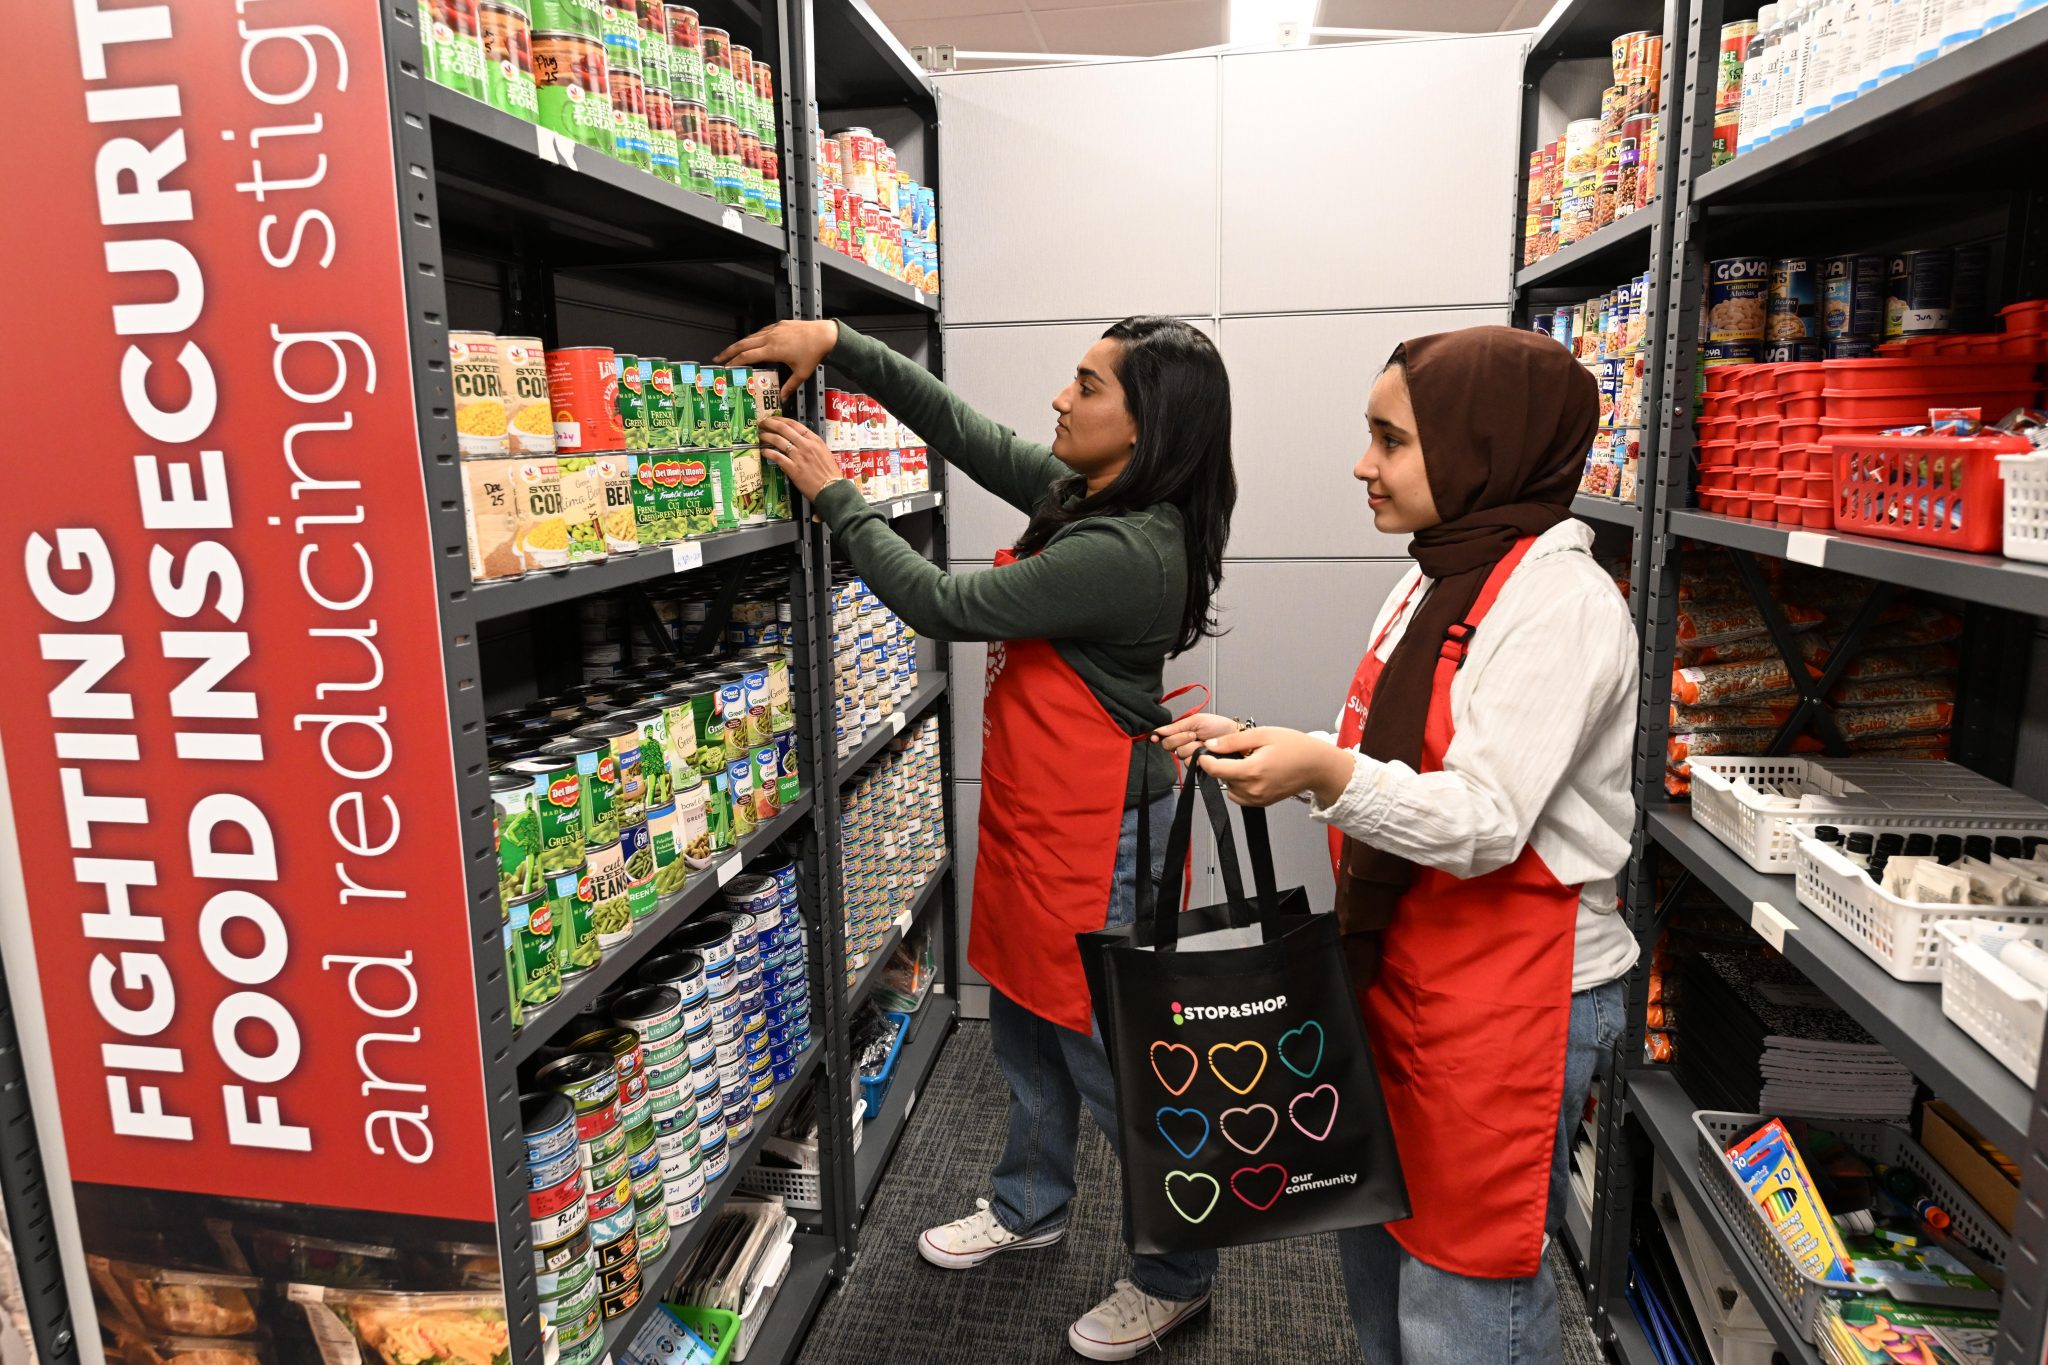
[{"left": 1156, "top": 326, "right": 1639, "bottom": 1364}]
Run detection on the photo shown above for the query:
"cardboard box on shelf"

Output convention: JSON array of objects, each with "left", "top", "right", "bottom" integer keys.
[{"left": 1921, "top": 1100, "right": 2019, "bottom": 1233}]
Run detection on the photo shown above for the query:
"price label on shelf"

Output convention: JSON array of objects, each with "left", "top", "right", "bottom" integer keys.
[
  {"left": 933, "top": 491, "right": 945, "bottom": 508},
  {"left": 717, "top": 856, "right": 742, "bottom": 887},
  {"left": 720, "top": 207, "right": 743, "bottom": 233},
  {"left": 1748, "top": 900, "right": 1796, "bottom": 952},
  {"left": 1783, "top": 531, "right": 1830, "bottom": 568},
  {"left": 534, "top": 127, "right": 582, "bottom": 169},
  {"left": 890, "top": 501, "right": 910, "bottom": 518},
  {"left": 888, "top": 711, "right": 908, "bottom": 736},
  {"left": 671, "top": 542, "right": 704, "bottom": 574}
]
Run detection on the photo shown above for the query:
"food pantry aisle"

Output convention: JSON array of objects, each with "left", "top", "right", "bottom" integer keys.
[{"left": 795, "top": 1022, "right": 1603, "bottom": 1363}]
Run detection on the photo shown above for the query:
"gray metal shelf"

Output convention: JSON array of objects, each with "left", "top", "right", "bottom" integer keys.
[
  {"left": 873, "top": 490, "right": 946, "bottom": 521},
  {"left": 820, "top": 248, "right": 940, "bottom": 314},
  {"left": 843, "top": 857, "right": 951, "bottom": 1017},
  {"left": 836, "top": 676, "right": 949, "bottom": 786},
  {"left": 855, "top": 995, "right": 960, "bottom": 1214},
  {"left": 745, "top": 1233, "right": 840, "bottom": 1364},
  {"left": 1647, "top": 805, "right": 2032, "bottom": 1154},
  {"left": 1607, "top": 1303, "right": 1661, "bottom": 1365},
  {"left": 810, "top": 0, "right": 935, "bottom": 109},
  {"left": 1692, "top": 9, "right": 2048, "bottom": 206},
  {"left": 507, "top": 796, "right": 815, "bottom": 1066},
  {"left": 470, "top": 523, "right": 801, "bottom": 622},
  {"left": 1517, "top": 209, "right": 1658, "bottom": 292},
  {"left": 1574, "top": 492, "right": 1644, "bottom": 528},
  {"left": 1667, "top": 509, "right": 2048, "bottom": 617},
  {"left": 1627, "top": 1068, "right": 1823, "bottom": 1365}
]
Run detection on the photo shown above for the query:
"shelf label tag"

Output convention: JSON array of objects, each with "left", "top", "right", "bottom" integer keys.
[
  {"left": 1783, "top": 531, "right": 1829, "bottom": 567},
  {"left": 1748, "top": 900, "right": 1796, "bottom": 952},
  {"left": 888, "top": 711, "right": 908, "bottom": 736},
  {"left": 720, "top": 207, "right": 743, "bottom": 233},
  {"left": 932, "top": 491, "right": 944, "bottom": 508},
  {"left": 535, "top": 127, "right": 581, "bottom": 169},
  {"left": 717, "top": 856, "right": 742, "bottom": 887},
  {"left": 671, "top": 542, "right": 705, "bottom": 574},
  {"left": 890, "top": 500, "right": 910, "bottom": 518}
]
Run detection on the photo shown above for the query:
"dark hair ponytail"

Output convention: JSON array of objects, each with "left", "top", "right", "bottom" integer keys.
[{"left": 1012, "top": 317, "right": 1235, "bottom": 656}]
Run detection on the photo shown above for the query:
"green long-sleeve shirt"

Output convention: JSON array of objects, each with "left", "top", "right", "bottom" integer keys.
[{"left": 813, "top": 322, "right": 1186, "bottom": 804}]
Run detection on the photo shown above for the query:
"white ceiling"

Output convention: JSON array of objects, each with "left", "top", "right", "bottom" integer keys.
[{"left": 874, "top": 0, "right": 1549, "bottom": 65}]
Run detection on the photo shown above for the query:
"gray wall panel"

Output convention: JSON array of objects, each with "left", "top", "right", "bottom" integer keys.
[
  {"left": 1213, "top": 559, "right": 1415, "bottom": 731},
  {"left": 936, "top": 59, "right": 1221, "bottom": 324},
  {"left": 1217, "top": 36, "right": 1525, "bottom": 315},
  {"left": 952, "top": 780, "right": 985, "bottom": 988},
  {"left": 1218, "top": 308, "right": 1509, "bottom": 560}
]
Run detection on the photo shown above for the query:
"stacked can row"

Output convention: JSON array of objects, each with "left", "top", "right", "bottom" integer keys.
[
  {"left": 1536, "top": 270, "right": 1656, "bottom": 502},
  {"left": 456, "top": 338, "right": 793, "bottom": 581},
  {"left": 490, "top": 650, "right": 802, "bottom": 1021},
  {"left": 1521, "top": 29, "right": 1663, "bottom": 266},
  {"left": 816, "top": 125, "right": 940, "bottom": 295},
  {"left": 824, "top": 389, "right": 934, "bottom": 502},
  {"left": 638, "top": 567, "right": 797, "bottom": 681},
  {"left": 1702, "top": 247, "right": 1995, "bottom": 368},
  {"left": 840, "top": 718, "right": 947, "bottom": 984},
  {"left": 830, "top": 574, "right": 920, "bottom": 760},
  {"left": 519, "top": 862, "right": 810, "bottom": 1359},
  {"left": 424, "top": 0, "right": 785, "bottom": 224}
]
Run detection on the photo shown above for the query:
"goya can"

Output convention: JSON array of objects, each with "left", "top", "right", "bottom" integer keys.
[
  {"left": 506, "top": 750, "right": 589, "bottom": 874},
  {"left": 1705, "top": 255, "right": 1769, "bottom": 343},
  {"left": 532, "top": 31, "right": 613, "bottom": 152},
  {"left": 426, "top": 0, "right": 490, "bottom": 97},
  {"left": 480, "top": 3, "right": 542, "bottom": 120},
  {"left": 1767, "top": 257, "right": 1819, "bottom": 342},
  {"left": 498, "top": 337, "right": 556, "bottom": 454},
  {"left": 451, "top": 332, "right": 512, "bottom": 456},
  {"left": 547, "top": 346, "right": 626, "bottom": 452},
  {"left": 1888, "top": 248, "right": 1955, "bottom": 337}
]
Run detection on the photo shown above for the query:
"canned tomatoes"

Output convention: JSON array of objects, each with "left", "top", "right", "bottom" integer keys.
[
  {"left": 675, "top": 100, "right": 714, "bottom": 193},
  {"left": 533, "top": 32, "right": 613, "bottom": 151},
  {"left": 708, "top": 116, "right": 744, "bottom": 206},
  {"left": 665, "top": 5, "right": 706, "bottom": 103},
  {"left": 609, "top": 67, "right": 652, "bottom": 169},
  {"left": 426, "top": 0, "right": 490, "bottom": 98},
  {"left": 547, "top": 347, "right": 626, "bottom": 452},
  {"left": 481, "top": 3, "right": 541, "bottom": 120}
]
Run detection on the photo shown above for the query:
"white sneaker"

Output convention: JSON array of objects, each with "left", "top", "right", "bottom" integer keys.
[
  {"left": 917, "top": 1198, "right": 1067, "bottom": 1270},
  {"left": 1067, "top": 1279, "right": 1212, "bottom": 1360}
]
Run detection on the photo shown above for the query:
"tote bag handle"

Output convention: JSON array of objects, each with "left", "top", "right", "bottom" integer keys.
[{"left": 1134, "top": 751, "right": 1285, "bottom": 951}]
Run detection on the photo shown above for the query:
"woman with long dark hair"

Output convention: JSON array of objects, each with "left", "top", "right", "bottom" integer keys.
[{"left": 717, "top": 317, "right": 1235, "bottom": 1360}]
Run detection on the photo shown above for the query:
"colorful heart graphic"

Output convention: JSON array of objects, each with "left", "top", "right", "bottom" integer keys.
[
  {"left": 1155, "top": 1107, "right": 1210, "bottom": 1161},
  {"left": 1207, "top": 1041, "right": 1268, "bottom": 1096},
  {"left": 1231, "top": 1163, "right": 1288, "bottom": 1211},
  {"left": 1164, "top": 1171, "right": 1220, "bottom": 1224},
  {"left": 1150, "top": 1042, "right": 1198, "bottom": 1096},
  {"left": 1278, "top": 1020, "right": 1325, "bottom": 1079},
  {"left": 1290, "top": 1084, "right": 1340, "bottom": 1141},
  {"left": 1218, "top": 1104, "right": 1279, "bottom": 1155}
]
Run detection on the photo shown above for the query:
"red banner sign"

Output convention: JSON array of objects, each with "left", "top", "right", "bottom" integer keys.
[{"left": 0, "top": 0, "right": 495, "bottom": 1221}]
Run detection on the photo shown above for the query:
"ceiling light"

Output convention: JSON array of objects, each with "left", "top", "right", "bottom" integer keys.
[{"left": 1228, "top": 0, "right": 1319, "bottom": 48}]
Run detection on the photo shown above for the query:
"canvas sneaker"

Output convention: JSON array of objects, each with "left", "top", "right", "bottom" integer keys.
[
  {"left": 1067, "top": 1279, "right": 1212, "bottom": 1360},
  {"left": 917, "top": 1198, "right": 1066, "bottom": 1270}
]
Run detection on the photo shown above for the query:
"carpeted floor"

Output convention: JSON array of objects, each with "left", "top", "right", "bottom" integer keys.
[{"left": 796, "top": 1019, "right": 1605, "bottom": 1365}]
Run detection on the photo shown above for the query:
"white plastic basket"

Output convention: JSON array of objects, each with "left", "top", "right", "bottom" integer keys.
[
  {"left": 1693, "top": 1110, "right": 2007, "bottom": 1342},
  {"left": 735, "top": 1101, "right": 864, "bottom": 1210},
  {"left": 1937, "top": 920, "right": 2048, "bottom": 1083},
  {"left": 2000, "top": 451, "right": 2048, "bottom": 564},
  {"left": 1793, "top": 825, "right": 2048, "bottom": 981},
  {"left": 1690, "top": 756, "right": 2048, "bottom": 874}
]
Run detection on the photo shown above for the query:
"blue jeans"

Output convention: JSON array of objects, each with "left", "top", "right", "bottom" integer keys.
[
  {"left": 988, "top": 794, "right": 1215, "bottom": 1303},
  {"left": 1338, "top": 977, "right": 1627, "bottom": 1364}
]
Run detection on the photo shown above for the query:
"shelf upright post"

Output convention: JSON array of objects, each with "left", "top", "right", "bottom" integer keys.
[
  {"left": 0, "top": 973, "right": 74, "bottom": 1364},
  {"left": 376, "top": 3, "right": 547, "bottom": 1358}
]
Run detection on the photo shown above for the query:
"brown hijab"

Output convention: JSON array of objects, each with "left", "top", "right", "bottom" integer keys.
[{"left": 1333, "top": 326, "right": 1599, "bottom": 973}]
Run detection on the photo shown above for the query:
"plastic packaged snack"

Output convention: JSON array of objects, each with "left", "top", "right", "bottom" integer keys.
[
  {"left": 100, "top": 1309, "right": 273, "bottom": 1365},
  {"left": 90, "top": 1258, "right": 262, "bottom": 1338},
  {"left": 245, "top": 1230, "right": 403, "bottom": 1288},
  {"left": 1670, "top": 658, "right": 1811, "bottom": 705},
  {"left": 1829, "top": 676, "right": 1958, "bottom": 707},
  {"left": 287, "top": 1286, "right": 511, "bottom": 1365},
  {"left": 1827, "top": 645, "right": 1960, "bottom": 682},
  {"left": 1674, "top": 600, "right": 1824, "bottom": 648}
]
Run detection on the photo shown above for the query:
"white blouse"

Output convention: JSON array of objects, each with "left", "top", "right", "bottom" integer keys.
[{"left": 1310, "top": 519, "right": 1641, "bottom": 992}]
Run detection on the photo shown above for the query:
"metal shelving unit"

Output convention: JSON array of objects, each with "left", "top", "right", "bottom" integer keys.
[{"left": 1547, "top": 0, "right": 2048, "bottom": 1360}]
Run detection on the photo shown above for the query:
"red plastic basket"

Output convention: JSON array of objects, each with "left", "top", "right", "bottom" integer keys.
[
  {"left": 1826, "top": 431, "right": 2034, "bottom": 552},
  {"left": 1822, "top": 356, "right": 2037, "bottom": 392}
]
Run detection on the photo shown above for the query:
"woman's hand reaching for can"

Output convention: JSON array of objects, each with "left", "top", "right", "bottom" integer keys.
[
  {"left": 760, "top": 416, "right": 846, "bottom": 503},
  {"left": 1151, "top": 713, "right": 1240, "bottom": 763},
  {"left": 717, "top": 320, "right": 838, "bottom": 401},
  {"left": 1197, "top": 727, "right": 1356, "bottom": 809}
]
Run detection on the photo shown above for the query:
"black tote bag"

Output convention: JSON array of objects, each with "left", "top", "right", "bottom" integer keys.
[{"left": 1078, "top": 756, "right": 1410, "bottom": 1255}]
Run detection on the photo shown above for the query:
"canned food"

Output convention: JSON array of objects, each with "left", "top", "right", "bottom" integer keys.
[
  {"left": 505, "top": 752, "right": 589, "bottom": 873},
  {"left": 1760, "top": 341, "right": 1822, "bottom": 362},
  {"left": 1716, "top": 20, "right": 1755, "bottom": 111},
  {"left": 547, "top": 346, "right": 626, "bottom": 452},
  {"left": 1822, "top": 254, "right": 1886, "bottom": 339},
  {"left": 729, "top": 43, "right": 755, "bottom": 131},
  {"left": 543, "top": 866, "right": 599, "bottom": 976},
  {"left": 529, "top": 1167, "right": 588, "bottom": 1239},
  {"left": 600, "top": 1277, "right": 644, "bottom": 1320},
  {"left": 553, "top": 457, "right": 607, "bottom": 564},
  {"left": 426, "top": 0, "right": 490, "bottom": 97},
  {"left": 675, "top": 100, "right": 714, "bottom": 194},
  {"left": 619, "top": 817, "right": 658, "bottom": 921},
  {"left": 540, "top": 1050, "right": 620, "bottom": 1115},
  {"left": 665, "top": 4, "right": 706, "bottom": 104},
  {"left": 772, "top": 729, "right": 800, "bottom": 806},
  {"left": 523, "top": 1091, "right": 580, "bottom": 1164},
  {"left": 1887, "top": 249, "right": 1954, "bottom": 337},
  {"left": 1706, "top": 256, "right": 1769, "bottom": 343},
  {"left": 701, "top": 26, "right": 733, "bottom": 116},
  {"left": 528, "top": 1142, "right": 584, "bottom": 1194},
  {"left": 1767, "top": 257, "right": 1818, "bottom": 341},
  {"left": 534, "top": 0, "right": 604, "bottom": 35},
  {"left": 532, "top": 31, "right": 613, "bottom": 152},
  {"left": 549, "top": 732, "right": 621, "bottom": 846},
  {"left": 581, "top": 839, "right": 632, "bottom": 949},
  {"left": 708, "top": 115, "right": 744, "bottom": 206},
  {"left": 450, "top": 333, "right": 512, "bottom": 456},
  {"left": 462, "top": 456, "right": 527, "bottom": 581},
  {"left": 508, "top": 894, "right": 564, "bottom": 1006},
  {"left": 1700, "top": 341, "right": 1760, "bottom": 368}
]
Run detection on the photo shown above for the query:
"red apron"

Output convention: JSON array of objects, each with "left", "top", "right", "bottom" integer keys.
[
  {"left": 1329, "top": 538, "right": 1579, "bottom": 1279},
  {"left": 969, "top": 545, "right": 1200, "bottom": 1034}
]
